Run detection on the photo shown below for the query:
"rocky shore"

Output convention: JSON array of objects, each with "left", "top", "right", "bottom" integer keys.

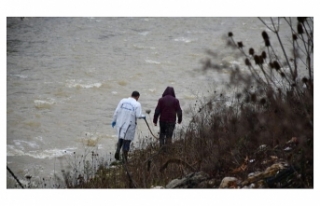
[{"left": 156, "top": 161, "right": 296, "bottom": 189}]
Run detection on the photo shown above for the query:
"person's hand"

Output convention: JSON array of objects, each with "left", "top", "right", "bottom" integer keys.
[{"left": 111, "top": 121, "right": 116, "bottom": 128}]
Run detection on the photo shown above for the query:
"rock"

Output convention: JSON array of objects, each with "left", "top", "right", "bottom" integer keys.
[
  {"left": 286, "top": 137, "right": 298, "bottom": 145},
  {"left": 186, "top": 171, "right": 210, "bottom": 188},
  {"left": 163, "top": 162, "right": 295, "bottom": 189},
  {"left": 219, "top": 177, "right": 239, "bottom": 188},
  {"left": 258, "top": 144, "right": 267, "bottom": 152},
  {"left": 166, "top": 178, "right": 187, "bottom": 188},
  {"left": 241, "top": 162, "right": 294, "bottom": 188},
  {"left": 196, "top": 179, "right": 217, "bottom": 188},
  {"left": 165, "top": 171, "right": 210, "bottom": 188}
]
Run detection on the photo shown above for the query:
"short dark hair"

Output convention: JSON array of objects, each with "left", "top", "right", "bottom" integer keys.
[{"left": 131, "top": 91, "right": 140, "bottom": 97}]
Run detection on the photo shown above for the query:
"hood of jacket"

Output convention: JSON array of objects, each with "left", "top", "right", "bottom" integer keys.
[{"left": 162, "top": 86, "right": 176, "bottom": 97}]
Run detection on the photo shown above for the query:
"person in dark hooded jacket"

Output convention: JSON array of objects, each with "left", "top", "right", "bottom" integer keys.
[{"left": 153, "top": 86, "right": 182, "bottom": 148}]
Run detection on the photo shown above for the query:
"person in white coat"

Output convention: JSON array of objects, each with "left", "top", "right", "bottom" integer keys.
[{"left": 112, "top": 91, "right": 145, "bottom": 162}]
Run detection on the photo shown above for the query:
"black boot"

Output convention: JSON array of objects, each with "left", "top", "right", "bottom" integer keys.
[
  {"left": 115, "top": 139, "right": 123, "bottom": 160},
  {"left": 160, "top": 137, "right": 165, "bottom": 148},
  {"left": 115, "top": 150, "right": 120, "bottom": 160}
]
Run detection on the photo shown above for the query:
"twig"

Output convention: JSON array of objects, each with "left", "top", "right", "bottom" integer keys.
[
  {"left": 160, "top": 158, "right": 196, "bottom": 173},
  {"left": 7, "top": 166, "right": 24, "bottom": 189},
  {"left": 122, "top": 161, "right": 137, "bottom": 188}
]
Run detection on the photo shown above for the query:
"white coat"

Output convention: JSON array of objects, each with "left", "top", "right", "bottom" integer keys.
[{"left": 112, "top": 97, "right": 144, "bottom": 141}]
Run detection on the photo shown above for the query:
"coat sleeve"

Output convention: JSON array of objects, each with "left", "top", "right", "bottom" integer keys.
[
  {"left": 135, "top": 102, "right": 143, "bottom": 118},
  {"left": 176, "top": 99, "right": 182, "bottom": 124},
  {"left": 153, "top": 99, "right": 161, "bottom": 124},
  {"left": 112, "top": 99, "right": 123, "bottom": 122}
]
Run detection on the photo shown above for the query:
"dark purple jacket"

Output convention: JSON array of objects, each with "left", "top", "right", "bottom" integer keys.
[{"left": 153, "top": 87, "right": 182, "bottom": 124}]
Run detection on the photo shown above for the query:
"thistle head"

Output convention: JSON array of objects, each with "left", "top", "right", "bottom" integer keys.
[
  {"left": 292, "top": 34, "right": 298, "bottom": 41},
  {"left": 254, "top": 55, "right": 263, "bottom": 65},
  {"left": 254, "top": 55, "right": 260, "bottom": 65},
  {"left": 302, "top": 77, "right": 308, "bottom": 83},
  {"left": 265, "top": 39, "right": 270, "bottom": 47},
  {"left": 273, "top": 61, "right": 281, "bottom": 70},
  {"left": 297, "top": 23, "right": 304, "bottom": 34},
  {"left": 249, "top": 48, "right": 254, "bottom": 56},
  {"left": 237, "top": 41, "right": 243, "bottom": 48},
  {"left": 262, "top": 31, "right": 269, "bottom": 40},
  {"left": 297, "top": 17, "right": 307, "bottom": 23}
]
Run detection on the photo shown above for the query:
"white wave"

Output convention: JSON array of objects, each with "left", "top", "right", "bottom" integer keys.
[
  {"left": 148, "top": 89, "right": 156, "bottom": 93},
  {"left": 7, "top": 145, "right": 77, "bottom": 159},
  {"left": 173, "top": 37, "right": 193, "bottom": 43},
  {"left": 35, "top": 136, "right": 43, "bottom": 141},
  {"left": 66, "top": 79, "right": 102, "bottom": 89},
  {"left": 139, "top": 31, "right": 149, "bottom": 36},
  {"left": 145, "top": 60, "right": 160, "bottom": 64},
  {"left": 13, "top": 140, "right": 40, "bottom": 150},
  {"left": 34, "top": 99, "right": 55, "bottom": 109},
  {"left": 7, "top": 145, "right": 25, "bottom": 156},
  {"left": 14, "top": 74, "right": 28, "bottom": 78},
  {"left": 183, "top": 94, "right": 197, "bottom": 100},
  {"left": 27, "top": 148, "right": 76, "bottom": 159}
]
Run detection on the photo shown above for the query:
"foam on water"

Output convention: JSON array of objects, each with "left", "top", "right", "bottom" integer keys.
[
  {"left": 7, "top": 145, "right": 77, "bottom": 159},
  {"left": 66, "top": 79, "right": 102, "bottom": 89},
  {"left": 173, "top": 37, "right": 194, "bottom": 43},
  {"left": 13, "top": 74, "right": 28, "bottom": 79},
  {"left": 148, "top": 88, "right": 156, "bottom": 93},
  {"left": 34, "top": 99, "right": 55, "bottom": 109},
  {"left": 145, "top": 59, "right": 161, "bottom": 64},
  {"left": 13, "top": 139, "right": 41, "bottom": 150},
  {"left": 139, "top": 31, "right": 149, "bottom": 36}
]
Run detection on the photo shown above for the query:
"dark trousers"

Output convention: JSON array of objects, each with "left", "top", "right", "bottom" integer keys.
[
  {"left": 116, "top": 138, "right": 131, "bottom": 152},
  {"left": 159, "top": 122, "right": 175, "bottom": 147},
  {"left": 115, "top": 139, "right": 131, "bottom": 161}
]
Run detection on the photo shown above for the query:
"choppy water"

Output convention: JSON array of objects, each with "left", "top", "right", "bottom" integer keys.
[{"left": 6, "top": 17, "right": 297, "bottom": 188}]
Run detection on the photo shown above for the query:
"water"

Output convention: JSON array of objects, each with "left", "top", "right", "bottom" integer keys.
[{"left": 6, "top": 17, "right": 297, "bottom": 188}]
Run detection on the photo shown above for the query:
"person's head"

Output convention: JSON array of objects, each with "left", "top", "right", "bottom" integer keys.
[
  {"left": 131, "top": 91, "right": 140, "bottom": 101},
  {"left": 162, "top": 86, "right": 175, "bottom": 97}
]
